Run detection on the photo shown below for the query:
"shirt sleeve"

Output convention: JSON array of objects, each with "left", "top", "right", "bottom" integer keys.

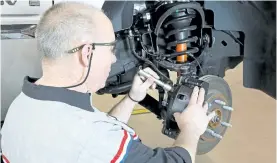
[{"left": 124, "top": 140, "right": 192, "bottom": 163}]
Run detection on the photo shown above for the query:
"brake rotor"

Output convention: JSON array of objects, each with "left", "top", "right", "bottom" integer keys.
[{"left": 196, "top": 75, "right": 233, "bottom": 155}]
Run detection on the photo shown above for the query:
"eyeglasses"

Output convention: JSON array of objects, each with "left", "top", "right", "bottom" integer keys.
[{"left": 66, "top": 41, "right": 117, "bottom": 54}]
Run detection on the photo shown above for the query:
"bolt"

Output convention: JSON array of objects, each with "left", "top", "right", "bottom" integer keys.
[
  {"left": 145, "top": 13, "right": 151, "bottom": 20},
  {"left": 206, "top": 129, "right": 223, "bottom": 139},
  {"left": 223, "top": 105, "right": 234, "bottom": 111},
  {"left": 215, "top": 100, "right": 226, "bottom": 105},
  {"left": 221, "top": 121, "right": 232, "bottom": 127},
  {"left": 162, "top": 101, "right": 167, "bottom": 106},
  {"left": 213, "top": 132, "right": 223, "bottom": 139},
  {"left": 128, "top": 30, "right": 133, "bottom": 36}
]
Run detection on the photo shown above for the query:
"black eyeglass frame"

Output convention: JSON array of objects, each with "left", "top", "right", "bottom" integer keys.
[{"left": 66, "top": 41, "right": 117, "bottom": 54}]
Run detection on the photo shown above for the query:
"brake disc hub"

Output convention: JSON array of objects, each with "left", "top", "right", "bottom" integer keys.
[
  {"left": 197, "top": 75, "right": 233, "bottom": 155},
  {"left": 209, "top": 108, "right": 222, "bottom": 129}
]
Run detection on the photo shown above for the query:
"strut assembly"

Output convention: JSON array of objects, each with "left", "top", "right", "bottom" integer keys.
[{"left": 152, "top": 2, "right": 206, "bottom": 74}]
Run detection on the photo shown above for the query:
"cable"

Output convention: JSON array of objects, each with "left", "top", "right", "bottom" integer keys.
[
  {"left": 142, "top": 1, "right": 166, "bottom": 13},
  {"left": 148, "top": 30, "right": 155, "bottom": 54},
  {"left": 140, "top": 40, "right": 157, "bottom": 56},
  {"left": 140, "top": 33, "right": 157, "bottom": 56},
  {"left": 187, "top": 53, "right": 205, "bottom": 75},
  {"left": 128, "top": 35, "right": 173, "bottom": 84},
  {"left": 132, "top": 47, "right": 172, "bottom": 84},
  {"left": 137, "top": 34, "right": 203, "bottom": 77},
  {"left": 62, "top": 52, "right": 93, "bottom": 89},
  {"left": 220, "top": 30, "right": 244, "bottom": 46}
]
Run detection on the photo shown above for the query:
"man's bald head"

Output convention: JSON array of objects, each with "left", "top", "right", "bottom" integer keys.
[{"left": 35, "top": 2, "right": 112, "bottom": 59}]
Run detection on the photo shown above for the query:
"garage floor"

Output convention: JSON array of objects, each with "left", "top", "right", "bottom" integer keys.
[{"left": 92, "top": 63, "right": 276, "bottom": 163}]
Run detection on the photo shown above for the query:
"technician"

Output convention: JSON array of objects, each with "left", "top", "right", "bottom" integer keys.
[{"left": 1, "top": 2, "right": 215, "bottom": 163}]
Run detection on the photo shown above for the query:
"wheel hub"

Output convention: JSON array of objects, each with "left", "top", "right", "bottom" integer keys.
[
  {"left": 196, "top": 75, "right": 233, "bottom": 155},
  {"left": 209, "top": 108, "right": 222, "bottom": 129}
]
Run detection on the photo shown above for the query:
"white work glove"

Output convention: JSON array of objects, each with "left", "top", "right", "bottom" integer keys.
[{"left": 128, "top": 67, "right": 160, "bottom": 102}]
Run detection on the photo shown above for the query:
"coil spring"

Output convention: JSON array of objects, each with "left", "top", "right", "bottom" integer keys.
[
  {"left": 163, "top": 8, "right": 199, "bottom": 60},
  {"left": 164, "top": 9, "right": 199, "bottom": 58},
  {"left": 154, "top": 3, "right": 204, "bottom": 62}
]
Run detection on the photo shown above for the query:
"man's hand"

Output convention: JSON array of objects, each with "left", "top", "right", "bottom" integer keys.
[
  {"left": 173, "top": 86, "right": 216, "bottom": 163},
  {"left": 174, "top": 86, "right": 216, "bottom": 138},
  {"left": 108, "top": 67, "right": 159, "bottom": 123},
  {"left": 128, "top": 67, "right": 159, "bottom": 102}
]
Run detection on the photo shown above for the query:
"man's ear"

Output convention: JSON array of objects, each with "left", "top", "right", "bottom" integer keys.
[{"left": 80, "top": 44, "right": 93, "bottom": 67}]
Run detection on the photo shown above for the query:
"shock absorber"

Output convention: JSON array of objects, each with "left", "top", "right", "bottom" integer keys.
[{"left": 154, "top": 2, "right": 205, "bottom": 73}]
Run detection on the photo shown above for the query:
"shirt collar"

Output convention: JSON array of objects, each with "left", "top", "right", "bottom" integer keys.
[{"left": 22, "top": 76, "right": 94, "bottom": 112}]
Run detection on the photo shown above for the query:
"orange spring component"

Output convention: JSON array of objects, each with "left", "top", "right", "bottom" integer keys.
[{"left": 176, "top": 43, "right": 188, "bottom": 63}]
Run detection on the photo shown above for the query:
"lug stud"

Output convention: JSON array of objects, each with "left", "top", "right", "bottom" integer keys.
[
  {"left": 214, "top": 99, "right": 226, "bottom": 105},
  {"left": 206, "top": 129, "right": 223, "bottom": 139},
  {"left": 222, "top": 105, "right": 234, "bottom": 111},
  {"left": 221, "top": 121, "right": 232, "bottom": 127}
]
